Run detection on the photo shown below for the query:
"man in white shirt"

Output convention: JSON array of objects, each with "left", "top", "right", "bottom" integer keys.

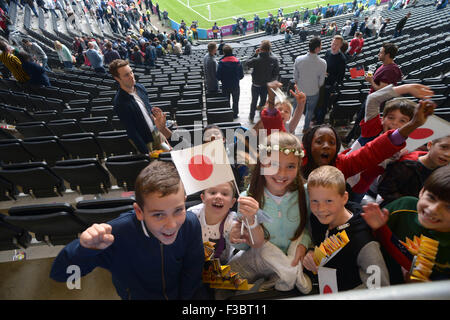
[{"left": 293, "top": 36, "right": 327, "bottom": 133}]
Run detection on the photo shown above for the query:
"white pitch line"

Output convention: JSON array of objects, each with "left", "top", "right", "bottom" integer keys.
[
  {"left": 176, "top": 0, "right": 335, "bottom": 23},
  {"left": 191, "top": 0, "right": 228, "bottom": 8}
]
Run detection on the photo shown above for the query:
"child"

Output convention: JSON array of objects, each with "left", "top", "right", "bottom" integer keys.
[
  {"left": 362, "top": 165, "right": 450, "bottom": 283},
  {"left": 346, "top": 83, "right": 435, "bottom": 202},
  {"left": 252, "top": 81, "right": 306, "bottom": 135},
  {"left": 303, "top": 165, "right": 390, "bottom": 291},
  {"left": 300, "top": 98, "right": 436, "bottom": 182},
  {"left": 50, "top": 161, "right": 204, "bottom": 300},
  {"left": 187, "top": 181, "right": 238, "bottom": 264},
  {"left": 377, "top": 135, "right": 450, "bottom": 206},
  {"left": 228, "top": 131, "right": 312, "bottom": 294}
]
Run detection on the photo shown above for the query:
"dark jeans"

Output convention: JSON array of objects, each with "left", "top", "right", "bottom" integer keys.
[
  {"left": 223, "top": 87, "right": 240, "bottom": 117},
  {"left": 314, "top": 84, "right": 334, "bottom": 125},
  {"left": 249, "top": 84, "right": 267, "bottom": 120}
]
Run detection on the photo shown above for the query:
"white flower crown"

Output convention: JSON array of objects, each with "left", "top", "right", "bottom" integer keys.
[{"left": 258, "top": 144, "right": 304, "bottom": 157}]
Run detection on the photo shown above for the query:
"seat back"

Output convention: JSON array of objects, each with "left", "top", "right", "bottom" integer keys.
[{"left": 105, "top": 154, "right": 151, "bottom": 191}]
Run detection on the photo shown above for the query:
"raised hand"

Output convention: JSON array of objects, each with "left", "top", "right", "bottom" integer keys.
[
  {"left": 289, "top": 84, "right": 306, "bottom": 106},
  {"left": 405, "top": 84, "right": 434, "bottom": 99},
  {"left": 151, "top": 107, "right": 166, "bottom": 130},
  {"left": 80, "top": 223, "right": 114, "bottom": 250},
  {"left": 361, "top": 202, "right": 389, "bottom": 230}
]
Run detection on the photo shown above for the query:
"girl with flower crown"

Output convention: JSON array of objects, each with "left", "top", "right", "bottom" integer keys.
[{"left": 226, "top": 131, "right": 313, "bottom": 294}]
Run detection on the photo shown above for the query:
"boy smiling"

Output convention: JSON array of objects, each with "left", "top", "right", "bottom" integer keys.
[{"left": 50, "top": 161, "right": 204, "bottom": 300}]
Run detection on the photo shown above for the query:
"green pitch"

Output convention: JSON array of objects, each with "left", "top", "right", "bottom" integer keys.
[{"left": 159, "top": 0, "right": 348, "bottom": 28}]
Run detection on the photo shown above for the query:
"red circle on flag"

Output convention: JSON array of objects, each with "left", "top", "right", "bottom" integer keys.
[
  {"left": 188, "top": 155, "right": 213, "bottom": 181},
  {"left": 323, "top": 285, "right": 333, "bottom": 294},
  {"left": 409, "top": 128, "right": 434, "bottom": 140}
]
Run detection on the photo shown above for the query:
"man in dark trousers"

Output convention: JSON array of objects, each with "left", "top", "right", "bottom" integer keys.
[
  {"left": 394, "top": 12, "right": 411, "bottom": 37},
  {"left": 246, "top": 40, "right": 279, "bottom": 123},
  {"left": 155, "top": 2, "right": 161, "bottom": 20},
  {"left": 109, "top": 59, "right": 171, "bottom": 154},
  {"left": 314, "top": 35, "right": 346, "bottom": 125},
  {"left": 217, "top": 44, "right": 244, "bottom": 119}
]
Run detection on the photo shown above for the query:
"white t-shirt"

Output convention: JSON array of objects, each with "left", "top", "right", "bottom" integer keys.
[
  {"left": 188, "top": 203, "right": 237, "bottom": 264},
  {"left": 131, "top": 90, "right": 154, "bottom": 132}
]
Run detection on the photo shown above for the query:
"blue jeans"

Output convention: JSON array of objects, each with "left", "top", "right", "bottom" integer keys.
[
  {"left": 223, "top": 87, "right": 240, "bottom": 117},
  {"left": 303, "top": 94, "right": 320, "bottom": 132},
  {"left": 41, "top": 58, "right": 51, "bottom": 72},
  {"left": 63, "top": 61, "right": 73, "bottom": 69},
  {"left": 249, "top": 84, "right": 267, "bottom": 120}
]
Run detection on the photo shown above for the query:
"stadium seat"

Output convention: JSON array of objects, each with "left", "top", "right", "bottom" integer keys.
[
  {"left": 0, "top": 139, "right": 35, "bottom": 164},
  {"left": 96, "top": 130, "right": 138, "bottom": 157},
  {"left": 206, "top": 97, "right": 230, "bottom": 109},
  {"left": 47, "top": 119, "right": 84, "bottom": 136},
  {"left": 105, "top": 154, "right": 151, "bottom": 191},
  {"left": 90, "top": 106, "right": 115, "bottom": 121},
  {"left": 0, "top": 175, "right": 18, "bottom": 201},
  {"left": 329, "top": 100, "right": 362, "bottom": 127},
  {"left": 175, "top": 110, "right": 203, "bottom": 126},
  {"left": 74, "top": 197, "right": 135, "bottom": 226},
  {"left": 176, "top": 99, "right": 202, "bottom": 111},
  {"left": 32, "top": 110, "right": 61, "bottom": 122},
  {"left": 0, "top": 213, "right": 32, "bottom": 250},
  {"left": 0, "top": 162, "right": 65, "bottom": 198},
  {"left": 15, "top": 121, "right": 55, "bottom": 138},
  {"left": 2, "top": 105, "right": 35, "bottom": 123},
  {"left": 4, "top": 203, "right": 86, "bottom": 245},
  {"left": 207, "top": 109, "right": 234, "bottom": 124},
  {"left": 52, "top": 158, "right": 111, "bottom": 195},
  {"left": 79, "top": 117, "right": 113, "bottom": 135},
  {"left": 59, "top": 133, "right": 104, "bottom": 159},
  {"left": 22, "top": 136, "right": 69, "bottom": 166},
  {"left": 60, "top": 108, "right": 90, "bottom": 121}
]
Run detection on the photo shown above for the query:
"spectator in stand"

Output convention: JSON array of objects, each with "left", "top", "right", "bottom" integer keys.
[
  {"left": 22, "top": 38, "right": 50, "bottom": 71},
  {"left": 54, "top": 40, "right": 73, "bottom": 70},
  {"left": 46, "top": 0, "right": 59, "bottom": 19},
  {"left": 344, "top": 42, "right": 404, "bottom": 144},
  {"left": 131, "top": 45, "right": 145, "bottom": 66},
  {"left": 144, "top": 41, "right": 156, "bottom": 67},
  {"left": 293, "top": 36, "right": 326, "bottom": 133},
  {"left": 347, "top": 31, "right": 363, "bottom": 58},
  {"left": 341, "top": 20, "right": 352, "bottom": 38},
  {"left": 394, "top": 12, "right": 411, "bottom": 37},
  {"left": 0, "top": 40, "right": 30, "bottom": 83},
  {"left": 254, "top": 14, "right": 260, "bottom": 33},
  {"left": 246, "top": 40, "right": 279, "bottom": 123},
  {"left": 162, "top": 9, "right": 168, "bottom": 26},
  {"left": 216, "top": 44, "right": 244, "bottom": 119},
  {"left": 309, "top": 12, "right": 317, "bottom": 24},
  {"left": 103, "top": 41, "right": 121, "bottom": 65},
  {"left": 16, "top": 50, "right": 50, "bottom": 87},
  {"left": 109, "top": 59, "right": 172, "bottom": 154},
  {"left": 85, "top": 41, "right": 106, "bottom": 73},
  {"left": 0, "top": 6, "right": 10, "bottom": 39},
  {"left": 359, "top": 16, "right": 368, "bottom": 34},
  {"left": 212, "top": 22, "right": 219, "bottom": 39},
  {"left": 172, "top": 40, "right": 182, "bottom": 57},
  {"left": 299, "top": 26, "right": 307, "bottom": 42},
  {"left": 155, "top": 2, "right": 161, "bottom": 20},
  {"left": 183, "top": 39, "right": 191, "bottom": 55},
  {"left": 366, "top": 42, "right": 403, "bottom": 94},
  {"left": 203, "top": 41, "right": 218, "bottom": 94},
  {"left": 366, "top": 18, "right": 377, "bottom": 37},
  {"left": 349, "top": 18, "right": 358, "bottom": 37},
  {"left": 25, "top": 0, "right": 39, "bottom": 18},
  {"left": 377, "top": 17, "right": 390, "bottom": 37},
  {"left": 314, "top": 35, "right": 346, "bottom": 125}
]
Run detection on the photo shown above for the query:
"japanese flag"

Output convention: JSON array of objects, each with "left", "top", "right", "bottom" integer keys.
[
  {"left": 170, "top": 139, "right": 236, "bottom": 195},
  {"left": 318, "top": 266, "right": 338, "bottom": 295},
  {"left": 405, "top": 115, "right": 450, "bottom": 152}
]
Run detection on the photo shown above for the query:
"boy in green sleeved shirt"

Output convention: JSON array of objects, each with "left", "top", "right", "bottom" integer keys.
[{"left": 362, "top": 165, "right": 450, "bottom": 283}]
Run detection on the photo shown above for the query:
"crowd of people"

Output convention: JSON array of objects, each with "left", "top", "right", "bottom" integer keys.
[{"left": 0, "top": 0, "right": 449, "bottom": 301}]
